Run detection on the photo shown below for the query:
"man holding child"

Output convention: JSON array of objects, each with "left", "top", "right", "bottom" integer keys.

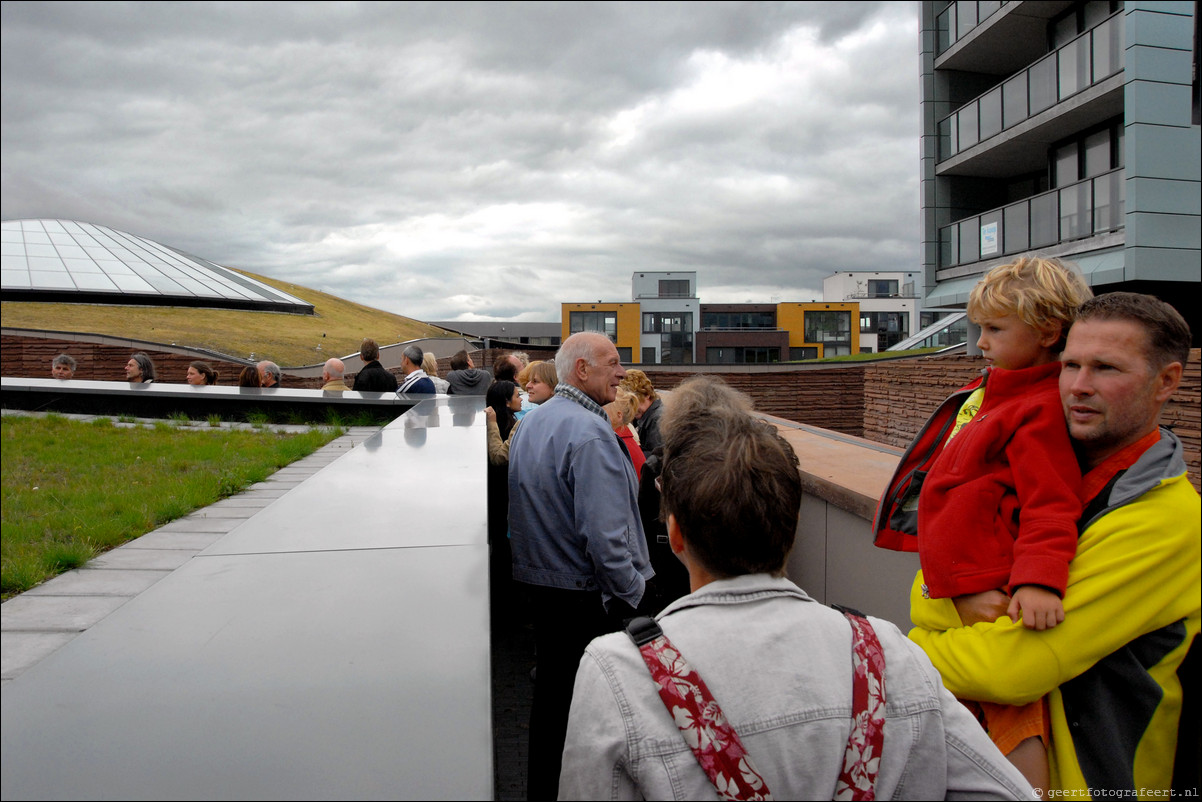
[{"left": 902, "top": 287, "right": 1198, "bottom": 798}]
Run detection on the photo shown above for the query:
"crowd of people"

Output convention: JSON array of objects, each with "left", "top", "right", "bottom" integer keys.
[{"left": 41, "top": 264, "right": 1199, "bottom": 801}]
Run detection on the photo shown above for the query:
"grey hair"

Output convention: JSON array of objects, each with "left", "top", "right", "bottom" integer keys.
[
  {"left": 258, "top": 361, "right": 281, "bottom": 383},
  {"left": 402, "top": 344, "right": 424, "bottom": 366},
  {"left": 131, "top": 352, "right": 156, "bottom": 381},
  {"left": 555, "top": 332, "right": 609, "bottom": 387},
  {"left": 52, "top": 354, "right": 77, "bottom": 370}
]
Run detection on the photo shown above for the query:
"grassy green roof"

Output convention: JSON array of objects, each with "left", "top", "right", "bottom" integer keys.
[{"left": 1, "top": 270, "right": 457, "bottom": 368}]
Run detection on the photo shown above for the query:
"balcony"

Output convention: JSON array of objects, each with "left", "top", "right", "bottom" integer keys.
[
  {"left": 939, "top": 168, "right": 1124, "bottom": 269},
  {"left": 937, "top": 12, "right": 1123, "bottom": 167}
]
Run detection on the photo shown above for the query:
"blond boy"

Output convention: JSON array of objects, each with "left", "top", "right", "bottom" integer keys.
[{"left": 874, "top": 255, "right": 1093, "bottom": 791}]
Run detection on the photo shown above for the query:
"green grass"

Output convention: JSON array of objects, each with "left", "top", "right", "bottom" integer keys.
[{"left": 1, "top": 414, "right": 342, "bottom": 600}]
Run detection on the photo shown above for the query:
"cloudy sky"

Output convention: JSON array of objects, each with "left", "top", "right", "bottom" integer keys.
[{"left": 2, "top": 1, "right": 920, "bottom": 322}]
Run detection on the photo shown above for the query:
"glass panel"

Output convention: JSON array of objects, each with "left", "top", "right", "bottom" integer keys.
[
  {"left": 959, "top": 216, "right": 980, "bottom": 263},
  {"left": 1002, "top": 73, "right": 1028, "bottom": 128},
  {"left": 1059, "top": 183, "right": 1092, "bottom": 240},
  {"left": 957, "top": 1, "right": 977, "bottom": 40},
  {"left": 940, "top": 223, "right": 958, "bottom": 267},
  {"left": 1003, "top": 202, "right": 1030, "bottom": 254},
  {"left": 1092, "top": 171, "right": 1125, "bottom": 232},
  {"left": 1083, "top": 129, "right": 1111, "bottom": 177},
  {"left": 978, "top": 1, "right": 1002, "bottom": 22},
  {"left": 1054, "top": 141, "right": 1079, "bottom": 187},
  {"left": 1029, "top": 54, "right": 1058, "bottom": 114},
  {"left": 958, "top": 102, "right": 979, "bottom": 150},
  {"left": 979, "top": 87, "right": 1002, "bottom": 140},
  {"left": 1030, "top": 192, "right": 1059, "bottom": 248},
  {"left": 1093, "top": 16, "right": 1122, "bottom": 80},
  {"left": 980, "top": 210, "right": 1003, "bottom": 258},
  {"left": 937, "top": 4, "right": 953, "bottom": 53},
  {"left": 939, "top": 116, "right": 956, "bottom": 160},
  {"left": 1058, "top": 38, "right": 1090, "bottom": 99}
]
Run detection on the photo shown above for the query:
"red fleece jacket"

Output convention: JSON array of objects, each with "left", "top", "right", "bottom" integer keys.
[{"left": 874, "top": 361, "right": 1082, "bottom": 599}]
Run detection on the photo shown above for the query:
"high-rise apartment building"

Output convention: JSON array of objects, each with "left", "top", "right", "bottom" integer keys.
[{"left": 919, "top": 1, "right": 1199, "bottom": 335}]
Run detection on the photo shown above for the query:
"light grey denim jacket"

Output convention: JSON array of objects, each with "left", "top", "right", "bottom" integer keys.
[
  {"left": 559, "top": 574, "right": 1036, "bottom": 800},
  {"left": 508, "top": 394, "right": 653, "bottom": 609}
]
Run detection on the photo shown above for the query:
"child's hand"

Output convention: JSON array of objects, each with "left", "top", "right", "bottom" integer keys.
[
  {"left": 952, "top": 590, "right": 1011, "bottom": 625},
  {"left": 1009, "top": 585, "right": 1065, "bottom": 630}
]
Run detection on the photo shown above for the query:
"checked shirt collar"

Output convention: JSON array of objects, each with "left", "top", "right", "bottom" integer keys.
[{"left": 555, "top": 383, "right": 609, "bottom": 421}]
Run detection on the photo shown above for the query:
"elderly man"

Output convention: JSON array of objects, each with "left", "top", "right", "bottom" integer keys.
[
  {"left": 320, "top": 358, "right": 348, "bottom": 392},
  {"left": 507, "top": 331, "right": 655, "bottom": 799},
  {"left": 257, "top": 360, "right": 281, "bottom": 388},
  {"left": 560, "top": 377, "right": 1033, "bottom": 800},
  {"left": 51, "top": 354, "right": 76, "bottom": 380},
  {"left": 909, "top": 292, "right": 1199, "bottom": 798},
  {"left": 396, "top": 344, "right": 435, "bottom": 394}
]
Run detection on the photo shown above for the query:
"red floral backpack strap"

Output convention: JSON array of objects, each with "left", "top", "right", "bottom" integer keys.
[
  {"left": 627, "top": 607, "right": 885, "bottom": 802},
  {"left": 833, "top": 606, "right": 887, "bottom": 801},
  {"left": 626, "top": 617, "right": 774, "bottom": 801}
]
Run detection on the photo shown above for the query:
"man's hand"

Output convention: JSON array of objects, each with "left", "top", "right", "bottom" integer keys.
[
  {"left": 952, "top": 589, "right": 1011, "bottom": 626},
  {"left": 1009, "top": 585, "right": 1065, "bottom": 630}
]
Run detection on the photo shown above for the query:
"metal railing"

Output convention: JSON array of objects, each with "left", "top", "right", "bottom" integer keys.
[
  {"left": 938, "top": 168, "right": 1124, "bottom": 268},
  {"left": 937, "top": 13, "right": 1122, "bottom": 162}
]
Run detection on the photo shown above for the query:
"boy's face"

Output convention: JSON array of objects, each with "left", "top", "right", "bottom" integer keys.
[{"left": 975, "top": 314, "right": 1058, "bottom": 371}]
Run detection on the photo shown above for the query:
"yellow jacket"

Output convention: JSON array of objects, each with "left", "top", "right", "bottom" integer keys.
[{"left": 909, "top": 430, "right": 1200, "bottom": 799}]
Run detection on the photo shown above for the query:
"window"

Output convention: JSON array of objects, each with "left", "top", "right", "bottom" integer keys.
[
  {"left": 706, "top": 347, "right": 779, "bottom": 364},
  {"left": 648, "top": 312, "right": 693, "bottom": 364},
  {"left": 658, "top": 279, "right": 690, "bottom": 298},
  {"left": 700, "top": 311, "right": 775, "bottom": 329},
  {"left": 867, "top": 279, "right": 898, "bottom": 298},
  {"left": 804, "top": 310, "right": 852, "bottom": 357},
  {"left": 569, "top": 311, "right": 616, "bottom": 342},
  {"left": 861, "top": 311, "right": 909, "bottom": 350}
]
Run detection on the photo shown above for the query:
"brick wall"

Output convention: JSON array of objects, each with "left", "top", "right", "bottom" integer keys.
[
  {"left": 863, "top": 350, "right": 1201, "bottom": 493},
  {"left": 638, "top": 366, "right": 867, "bottom": 438}
]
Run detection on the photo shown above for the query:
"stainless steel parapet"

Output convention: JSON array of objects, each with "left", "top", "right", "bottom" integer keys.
[
  {"left": 1, "top": 395, "right": 492, "bottom": 800},
  {"left": 0, "top": 377, "right": 430, "bottom": 422}
]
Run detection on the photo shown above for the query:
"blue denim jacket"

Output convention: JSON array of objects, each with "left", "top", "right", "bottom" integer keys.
[
  {"left": 508, "top": 394, "right": 654, "bottom": 609},
  {"left": 559, "top": 575, "right": 1036, "bottom": 800}
]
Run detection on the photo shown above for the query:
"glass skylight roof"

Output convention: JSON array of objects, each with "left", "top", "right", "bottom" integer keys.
[{"left": 1, "top": 219, "right": 314, "bottom": 314}]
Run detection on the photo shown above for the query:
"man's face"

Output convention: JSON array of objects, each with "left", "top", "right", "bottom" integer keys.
[
  {"left": 577, "top": 339, "right": 625, "bottom": 405},
  {"left": 1060, "top": 318, "right": 1179, "bottom": 468},
  {"left": 257, "top": 365, "right": 274, "bottom": 386},
  {"left": 124, "top": 358, "right": 142, "bottom": 381},
  {"left": 52, "top": 363, "right": 73, "bottom": 380}
]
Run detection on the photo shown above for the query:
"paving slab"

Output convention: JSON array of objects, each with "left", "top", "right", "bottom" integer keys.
[
  {"left": 21, "top": 568, "right": 172, "bottom": 596},
  {"left": 153, "top": 516, "right": 247, "bottom": 534},
  {"left": 1, "top": 632, "right": 80, "bottom": 680},
  {"left": 120, "top": 530, "right": 228, "bottom": 551},
  {"left": 1, "top": 595, "right": 129, "bottom": 631},
  {"left": 89, "top": 548, "right": 198, "bottom": 571}
]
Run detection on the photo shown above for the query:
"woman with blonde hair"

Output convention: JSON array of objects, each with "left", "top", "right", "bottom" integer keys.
[
  {"left": 422, "top": 352, "right": 450, "bottom": 394},
  {"left": 605, "top": 387, "right": 645, "bottom": 479}
]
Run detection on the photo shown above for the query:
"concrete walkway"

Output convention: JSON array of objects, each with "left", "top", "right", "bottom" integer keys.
[{"left": 0, "top": 413, "right": 381, "bottom": 684}]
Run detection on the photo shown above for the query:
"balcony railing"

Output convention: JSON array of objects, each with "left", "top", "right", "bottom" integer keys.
[
  {"left": 937, "top": 13, "right": 1123, "bottom": 162},
  {"left": 939, "top": 168, "right": 1124, "bottom": 268},
  {"left": 935, "top": 0, "right": 1006, "bottom": 54}
]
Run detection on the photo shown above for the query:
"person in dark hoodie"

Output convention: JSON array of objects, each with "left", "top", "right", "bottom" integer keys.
[
  {"left": 445, "top": 350, "right": 490, "bottom": 395},
  {"left": 352, "top": 338, "right": 398, "bottom": 392}
]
